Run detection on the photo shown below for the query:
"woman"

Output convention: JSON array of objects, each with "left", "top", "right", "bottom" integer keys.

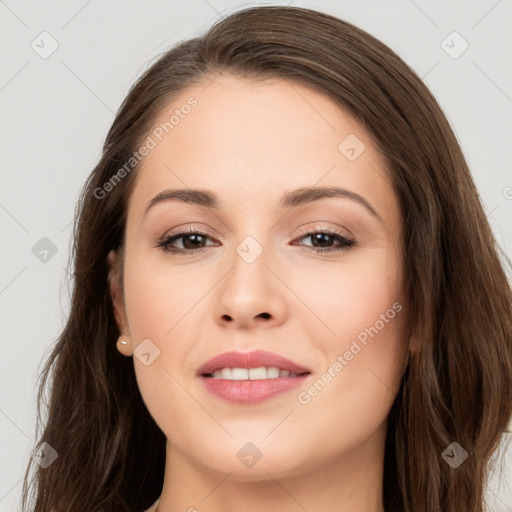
[{"left": 21, "top": 5, "right": 512, "bottom": 512}]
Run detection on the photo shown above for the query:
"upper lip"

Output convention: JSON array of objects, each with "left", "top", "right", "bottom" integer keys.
[{"left": 197, "top": 350, "right": 311, "bottom": 376}]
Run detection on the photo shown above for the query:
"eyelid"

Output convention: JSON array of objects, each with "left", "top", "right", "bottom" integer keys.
[
  {"left": 161, "top": 223, "right": 351, "bottom": 242},
  {"left": 163, "top": 223, "right": 220, "bottom": 240},
  {"left": 294, "top": 223, "right": 353, "bottom": 240},
  {"left": 156, "top": 222, "right": 356, "bottom": 254}
]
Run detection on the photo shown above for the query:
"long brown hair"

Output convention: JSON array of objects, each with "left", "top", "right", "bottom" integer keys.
[{"left": 20, "top": 6, "right": 512, "bottom": 512}]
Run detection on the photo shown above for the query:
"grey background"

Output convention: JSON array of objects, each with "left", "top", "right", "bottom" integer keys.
[{"left": 1, "top": 0, "right": 511, "bottom": 510}]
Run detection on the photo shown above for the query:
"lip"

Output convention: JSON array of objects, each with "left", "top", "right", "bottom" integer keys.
[
  {"left": 197, "top": 350, "right": 312, "bottom": 404},
  {"left": 197, "top": 349, "right": 311, "bottom": 376}
]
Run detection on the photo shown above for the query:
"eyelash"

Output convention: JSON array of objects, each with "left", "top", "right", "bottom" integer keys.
[{"left": 156, "top": 225, "right": 355, "bottom": 255}]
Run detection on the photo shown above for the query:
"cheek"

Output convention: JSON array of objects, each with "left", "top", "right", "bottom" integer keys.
[
  {"left": 291, "top": 269, "right": 405, "bottom": 457},
  {"left": 123, "top": 252, "right": 204, "bottom": 343},
  {"left": 294, "top": 247, "right": 403, "bottom": 345},
  {"left": 122, "top": 254, "right": 204, "bottom": 433},
  {"left": 293, "top": 249, "right": 405, "bottom": 413}
]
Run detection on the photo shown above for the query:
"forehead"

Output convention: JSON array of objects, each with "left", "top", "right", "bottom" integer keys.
[{"left": 128, "top": 74, "right": 398, "bottom": 230}]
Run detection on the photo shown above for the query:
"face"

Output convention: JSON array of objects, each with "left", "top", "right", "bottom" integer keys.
[{"left": 109, "top": 74, "right": 410, "bottom": 481}]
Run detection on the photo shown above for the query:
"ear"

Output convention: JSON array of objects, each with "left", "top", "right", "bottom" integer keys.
[
  {"left": 408, "top": 333, "right": 422, "bottom": 355},
  {"left": 107, "top": 249, "right": 129, "bottom": 335}
]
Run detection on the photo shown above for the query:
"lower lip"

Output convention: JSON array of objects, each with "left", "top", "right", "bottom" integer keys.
[{"left": 200, "top": 375, "right": 309, "bottom": 404}]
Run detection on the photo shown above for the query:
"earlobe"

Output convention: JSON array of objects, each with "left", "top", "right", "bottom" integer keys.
[{"left": 408, "top": 333, "right": 422, "bottom": 355}]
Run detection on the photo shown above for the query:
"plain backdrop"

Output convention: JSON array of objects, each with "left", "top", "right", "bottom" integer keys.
[{"left": 1, "top": 0, "right": 511, "bottom": 510}]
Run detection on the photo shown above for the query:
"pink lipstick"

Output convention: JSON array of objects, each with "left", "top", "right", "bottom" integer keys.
[{"left": 197, "top": 350, "right": 311, "bottom": 404}]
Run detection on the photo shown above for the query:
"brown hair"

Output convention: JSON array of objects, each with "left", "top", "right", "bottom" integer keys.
[{"left": 21, "top": 6, "right": 512, "bottom": 512}]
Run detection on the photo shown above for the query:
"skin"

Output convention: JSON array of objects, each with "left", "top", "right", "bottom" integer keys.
[{"left": 108, "top": 73, "right": 416, "bottom": 512}]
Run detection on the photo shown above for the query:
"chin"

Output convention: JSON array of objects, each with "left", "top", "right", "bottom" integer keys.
[{"left": 180, "top": 435, "right": 316, "bottom": 482}]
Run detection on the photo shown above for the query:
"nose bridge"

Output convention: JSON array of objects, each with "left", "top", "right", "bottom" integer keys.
[
  {"left": 227, "top": 234, "right": 271, "bottom": 303},
  {"left": 214, "top": 229, "right": 286, "bottom": 328}
]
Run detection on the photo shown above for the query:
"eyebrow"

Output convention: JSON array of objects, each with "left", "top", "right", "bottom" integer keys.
[{"left": 144, "top": 186, "right": 382, "bottom": 222}]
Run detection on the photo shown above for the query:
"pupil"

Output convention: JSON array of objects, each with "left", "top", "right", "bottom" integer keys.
[
  {"left": 185, "top": 234, "right": 203, "bottom": 249},
  {"left": 313, "top": 233, "right": 331, "bottom": 247}
]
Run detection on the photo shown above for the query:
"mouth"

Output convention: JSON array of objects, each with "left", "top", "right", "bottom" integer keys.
[
  {"left": 202, "top": 367, "right": 310, "bottom": 380},
  {"left": 197, "top": 350, "right": 312, "bottom": 404}
]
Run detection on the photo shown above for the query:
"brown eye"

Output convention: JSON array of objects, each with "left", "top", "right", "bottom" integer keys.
[
  {"left": 157, "top": 229, "right": 217, "bottom": 254},
  {"left": 293, "top": 228, "right": 355, "bottom": 254}
]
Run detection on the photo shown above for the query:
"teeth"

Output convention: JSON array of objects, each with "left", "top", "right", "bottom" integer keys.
[
  {"left": 248, "top": 367, "right": 267, "bottom": 380},
  {"left": 209, "top": 367, "right": 302, "bottom": 380},
  {"left": 221, "top": 368, "right": 232, "bottom": 379},
  {"left": 266, "top": 367, "right": 280, "bottom": 378},
  {"left": 231, "top": 368, "right": 249, "bottom": 380}
]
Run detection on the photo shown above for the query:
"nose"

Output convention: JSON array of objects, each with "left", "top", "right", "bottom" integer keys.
[{"left": 214, "top": 248, "right": 288, "bottom": 330}]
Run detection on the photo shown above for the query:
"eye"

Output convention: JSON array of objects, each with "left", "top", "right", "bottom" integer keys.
[
  {"left": 156, "top": 226, "right": 218, "bottom": 254},
  {"left": 155, "top": 226, "right": 355, "bottom": 255},
  {"left": 292, "top": 227, "right": 355, "bottom": 253}
]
